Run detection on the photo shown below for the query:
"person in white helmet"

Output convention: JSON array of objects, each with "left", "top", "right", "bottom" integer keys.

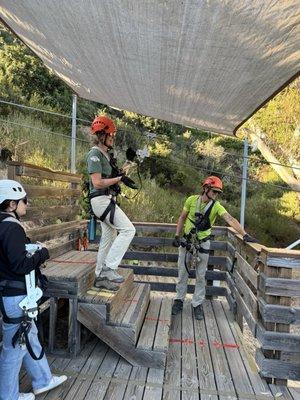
[{"left": 0, "top": 179, "right": 67, "bottom": 400}]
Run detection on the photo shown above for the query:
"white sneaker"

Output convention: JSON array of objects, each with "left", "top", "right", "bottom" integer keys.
[
  {"left": 18, "top": 394, "right": 35, "bottom": 400},
  {"left": 101, "top": 268, "right": 124, "bottom": 283},
  {"left": 33, "top": 375, "right": 67, "bottom": 395}
]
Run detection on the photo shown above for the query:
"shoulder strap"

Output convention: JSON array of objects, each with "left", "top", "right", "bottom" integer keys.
[{"left": 203, "top": 200, "right": 215, "bottom": 217}]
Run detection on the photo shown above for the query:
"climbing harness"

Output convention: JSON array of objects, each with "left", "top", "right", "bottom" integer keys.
[
  {"left": 0, "top": 216, "right": 46, "bottom": 360},
  {"left": 182, "top": 198, "right": 215, "bottom": 276}
]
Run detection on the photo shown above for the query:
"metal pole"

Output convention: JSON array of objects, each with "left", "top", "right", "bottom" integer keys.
[
  {"left": 240, "top": 139, "right": 249, "bottom": 228},
  {"left": 70, "top": 94, "right": 77, "bottom": 173},
  {"left": 286, "top": 238, "right": 300, "bottom": 250}
]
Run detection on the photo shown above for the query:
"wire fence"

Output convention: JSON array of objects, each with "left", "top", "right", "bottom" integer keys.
[{"left": 0, "top": 98, "right": 299, "bottom": 194}]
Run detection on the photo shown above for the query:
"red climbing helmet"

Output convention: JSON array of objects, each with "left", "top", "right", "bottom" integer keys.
[
  {"left": 202, "top": 176, "right": 223, "bottom": 192},
  {"left": 91, "top": 116, "right": 116, "bottom": 136}
]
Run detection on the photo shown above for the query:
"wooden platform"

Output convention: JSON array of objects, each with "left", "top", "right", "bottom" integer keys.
[{"left": 19, "top": 297, "right": 299, "bottom": 399}]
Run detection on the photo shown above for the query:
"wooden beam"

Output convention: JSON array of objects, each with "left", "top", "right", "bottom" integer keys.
[
  {"left": 119, "top": 264, "right": 227, "bottom": 280},
  {"left": 258, "top": 298, "right": 300, "bottom": 324},
  {"left": 255, "top": 348, "right": 300, "bottom": 381},
  {"left": 7, "top": 161, "right": 81, "bottom": 183},
  {"left": 23, "top": 184, "right": 81, "bottom": 198},
  {"left": 256, "top": 325, "right": 300, "bottom": 353},
  {"left": 134, "top": 281, "right": 227, "bottom": 296},
  {"left": 28, "top": 220, "right": 87, "bottom": 242},
  {"left": 259, "top": 273, "right": 300, "bottom": 297}
]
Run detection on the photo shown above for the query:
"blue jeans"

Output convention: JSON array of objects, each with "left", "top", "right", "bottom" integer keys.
[{"left": 0, "top": 295, "right": 52, "bottom": 400}]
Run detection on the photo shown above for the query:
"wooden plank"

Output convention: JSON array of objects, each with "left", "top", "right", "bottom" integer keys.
[
  {"left": 221, "top": 301, "right": 272, "bottom": 398},
  {"left": 226, "top": 273, "right": 257, "bottom": 336},
  {"left": 162, "top": 308, "right": 181, "bottom": 400},
  {"left": 132, "top": 236, "right": 228, "bottom": 251},
  {"left": 24, "top": 205, "right": 81, "bottom": 221},
  {"left": 138, "top": 297, "right": 161, "bottom": 351},
  {"left": 135, "top": 281, "right": 227, "bottom": 296},
  {"left": 235, "top": 252, "right": 258, "bottom": 289},
  {"left": 258, "top": 298, "right": 300, "bottom": 324},
  {"left": 8, "top": 160, "right": 81, "bottom": 183},
  {"left": 260, "top": 247, "right": 300, "bottom": 269},
  {"left": 193, "top": 301, "right": 218, "bottom": 400},
  {"left": 123, "top": 251, "right": 231, "bottom": 268},
  {"left": 259, "top": 273, "right": 300, "bottom": 297},
  {"left": 256, "top": 325, "right": 300, "bottom": 352},
  {"left": 103, "top": 357, "right": 132, "bottom": 400},
  {"left": 233, "top": 269, "right": 258, "bottom": 317},
  {"left": 269, "top": 384, "right": 294, "bottom": 400},
  {"left": 203, "top": 301, "right": 237, "bottom": 399},
  {"left": 84, "top": 348, "right": 120, "bottom": 400},
  {"left": 143, "top": 368, "right": 165, "bottom": 400},
  {"left": 255, "top": 348, "right": 300, "bottom": 381},
  {"left": 28, "top": 220, "right": 87, "bottom": 242},
  {"left": 181, "top": 302, "right": 199, "bottom": 400},
  {"left": 122, "top": 284, "right": 150, "bottom": 332},
  {"left": 111, "top": 284, "right": 140, "bottom": 326},
  {"left": 120, "top": 264, "right": 227, "bottom": 281},
  {"left": 123, "top": 366, "right": 148, "bottom": 400},
  {"left": 132, "top": 222, "right": 227, "bottom": 237},
  {"left": 23, "top": 184, "right": 80, "bottom": 198},
  {"left": 68, "top": 298, "right": 81, "bottom": 356},
  {"left": 44, "top": 338, "right": 98, "bottom": 400},
  {"left": 63, "top": 341, "right": 108, "bottom": 400},
  {"left": 212, "top": 300, "right": 255, "bottom": 397},
  {"left": 153, "top": 297, "right": 172, "bottom": 352},
  {"left": 48, "top": 297, "right": 58, "bottom": 353}
]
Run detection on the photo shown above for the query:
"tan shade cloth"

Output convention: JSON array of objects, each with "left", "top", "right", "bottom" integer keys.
[{"left": 0, "top": 1, "right": 299, "bottom": 135}]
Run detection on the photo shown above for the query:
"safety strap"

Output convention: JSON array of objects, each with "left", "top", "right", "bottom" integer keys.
[
  {"left": 0, "top": 216, "right": 45, "bottom": 360},
  {"left": 99, "top": 198, "right": 116, "bottom": 225}
]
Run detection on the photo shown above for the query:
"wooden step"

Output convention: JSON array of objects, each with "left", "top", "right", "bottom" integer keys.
[
  {"left": 77, "top": 300, "right": 166, "bottom": 368},
  {"left": 137, "top": 295, "right": 172, "bottom": 352},
  {"left": 78, "top": 268, "right": 134, "bottom": 323}
]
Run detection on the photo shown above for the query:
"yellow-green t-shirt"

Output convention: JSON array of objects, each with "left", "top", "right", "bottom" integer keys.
[{"left": 183, "top": 195, "right": 227, "bottom": 240}]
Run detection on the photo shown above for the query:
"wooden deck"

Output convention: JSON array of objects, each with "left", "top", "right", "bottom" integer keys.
[{"left": 20, "top": 296, "right": 299, "bottom": 400}]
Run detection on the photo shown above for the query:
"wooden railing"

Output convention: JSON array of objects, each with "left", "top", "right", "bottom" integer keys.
[
  {"left": 94, "top": 221, "right": 300, "bottom": 384},
  {"left": 7, "top": 161, "right": 86, "bottom": 258},
  {"left": 226, "top": 227, "right": 300, "bottom": 384}
]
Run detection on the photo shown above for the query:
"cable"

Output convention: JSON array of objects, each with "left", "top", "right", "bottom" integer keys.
[
  {"left": 166, "top": 157, "right": 299, "bottom": 192},
  {"left": 0, "top": 99, "right": 91, "bottom": 123},
  {"left": 1, "top": 100, "right": 299, "bottom": 170},
  {"left": 0, "top": 118, "right": 90, "bottom": 143}
]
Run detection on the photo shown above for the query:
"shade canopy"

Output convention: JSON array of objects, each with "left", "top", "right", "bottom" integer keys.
[{"left": 0, "top": 1, "right": 299, "bottom": 135}]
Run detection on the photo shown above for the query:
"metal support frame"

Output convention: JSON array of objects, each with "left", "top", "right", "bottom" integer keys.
[
  {"left": 70, "top": 94, "right": 77, "bottom": 173},
  {"left": 240, "top": 139, "right": 249, "bottom": 228}
]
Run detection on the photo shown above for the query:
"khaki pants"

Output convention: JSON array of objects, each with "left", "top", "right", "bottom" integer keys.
[
  {"left": 91, "top": 196, "right": 136, "bottom": 277},
  {"left": 175, "top": 240, "right": 210, "bottom": 307}
]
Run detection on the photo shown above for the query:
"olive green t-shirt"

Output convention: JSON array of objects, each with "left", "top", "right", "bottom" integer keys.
[
  {"left": 86, "top": 147, "right": 112, "bottom": 194},
  {"left": 183, "top": 195, "right": 227, "bottom": 239}
]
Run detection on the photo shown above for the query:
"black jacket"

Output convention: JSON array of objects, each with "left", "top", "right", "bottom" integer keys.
[{"left": 0, "top": 213, "right": 49, "bottom": 296}]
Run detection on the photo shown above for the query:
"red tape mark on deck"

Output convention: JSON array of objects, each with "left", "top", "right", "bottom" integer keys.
[
  {"left": 123, "top": 299, "right": 138, "bottom": 304},
  {"left": 145, "top": 316, "right": 170, "bottom": 324},
  {"left": 169, "top": 338, "right": 239, "bottom": 349}
]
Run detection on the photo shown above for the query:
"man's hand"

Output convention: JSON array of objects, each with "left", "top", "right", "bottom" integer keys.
[
  {"left": 243, "top": 233, "right": 258, "bottom": 243},
  {"left": 172, "top": 235, "right": 181, "bottom": 247},
  {"left": 120, "top": 175, "right": 138, "bottom": 189}
]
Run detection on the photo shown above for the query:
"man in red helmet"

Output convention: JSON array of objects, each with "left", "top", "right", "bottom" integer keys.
[
  {"left": 172, "top": 175, "right": 257, "bottom": 320},
  {"left": 87, "top": 115, "right": 136, "bottom": 291}
]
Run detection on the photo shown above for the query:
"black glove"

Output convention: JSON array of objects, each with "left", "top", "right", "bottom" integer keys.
[
  {"left": 126, "top": 147, "right": 137, "bottom": 162},
  {"left": 120, "top": 175, "right": 138, "bottom": 189},
  {"left": 243, "top": 233, "right": 258, "bottom": 243},
  {"left": 172, "top": 235, "right": 181, "bottom": 247}
]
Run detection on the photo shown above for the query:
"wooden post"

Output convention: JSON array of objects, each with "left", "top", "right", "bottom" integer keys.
[
  {"left": 257, "top": 248, "right": 294, "bottom": 385},
  {"left": 48, "top": 297, "right": 58, "bottom": 353},
  {"left": 68, "top": 298, "right": 81, "bottom": 356}
]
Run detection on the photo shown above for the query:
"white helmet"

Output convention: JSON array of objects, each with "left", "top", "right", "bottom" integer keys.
[{"left": 0, "top": 179, "right": 27, "bottom": 204}]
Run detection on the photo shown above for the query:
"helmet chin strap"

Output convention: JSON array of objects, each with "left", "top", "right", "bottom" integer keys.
[
  {"left": 11, "top": 201, "right": 20, "bottom": 220},
  {"left": 204, "top": 187, "right": 213, "bottom": 201},
  {"left": 104, "top": 135, "right": 113, "bottom": 150}
]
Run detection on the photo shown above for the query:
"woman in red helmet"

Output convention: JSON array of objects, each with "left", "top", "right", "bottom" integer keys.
[
  {"left": 172, "top": 175, "right": 257, "bottom": 320},
  {"left": 86, "top": 116, "right": 136, "bottom": 291}
]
